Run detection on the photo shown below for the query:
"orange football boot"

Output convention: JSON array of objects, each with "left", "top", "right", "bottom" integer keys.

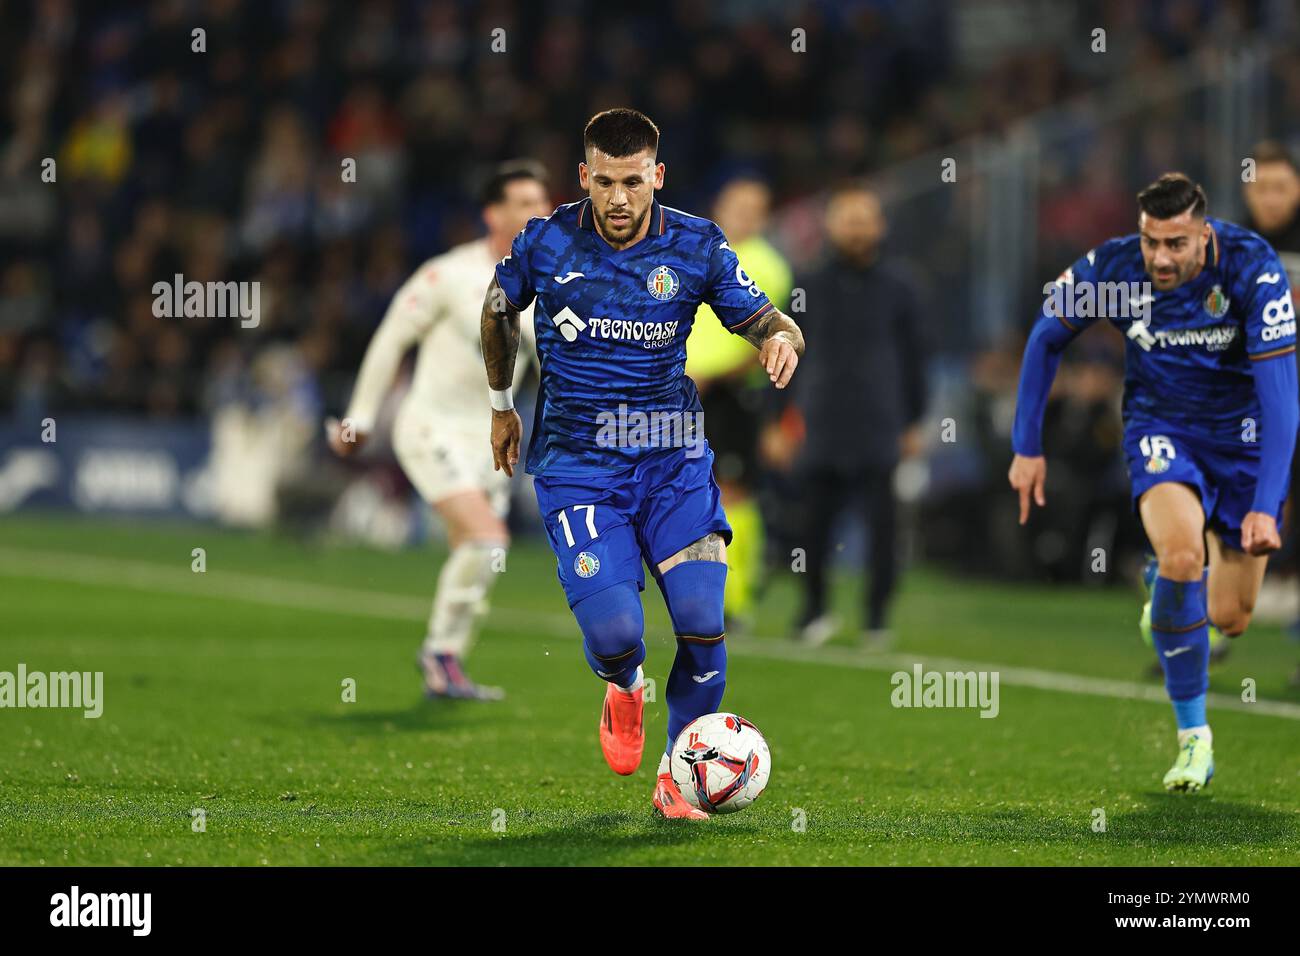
[
  {"left": 598, "top": 683, "right": 644, "bottom": 775},
  {"left": 652, "top": 772, "right": 709, "bottom": 820}
]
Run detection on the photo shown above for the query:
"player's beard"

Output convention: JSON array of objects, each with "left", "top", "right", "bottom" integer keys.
[
  {"left": 595, "top": 205, "right": 648, "bottom": 245},
  {"left": 1145, "top": 254, "right": 1202, "bottom": 290},
  {"left": 1146, "top": 260, "right": 1183, "bottom": 290}
]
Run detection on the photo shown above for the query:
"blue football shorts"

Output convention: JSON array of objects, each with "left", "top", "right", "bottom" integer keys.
[{"left": 533, "top": 445, "right": 733, "bottom": 607}]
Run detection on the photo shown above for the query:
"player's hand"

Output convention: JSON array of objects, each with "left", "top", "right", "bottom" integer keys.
[
  {"left": 1008, "top": 454, "right": 1047, "bottom": 525},
  {"left": 491, "top": 408, "right": 523, "bottom": 477},
  {"left": 760, "top": 334, "right": 799, "bottom": 389},
  {"left": 1241, "top": 511, "right": 1282, "bottom": 555},
  {"left": 325, "top": 417, "right": 367, "bottom": 457}
]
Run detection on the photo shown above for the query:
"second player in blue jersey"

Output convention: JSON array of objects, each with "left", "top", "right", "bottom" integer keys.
[{"left": 1010, "top": 172, "right": 1298, "bottom": 793}]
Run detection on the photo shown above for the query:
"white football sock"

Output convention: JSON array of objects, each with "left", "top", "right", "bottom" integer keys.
[
  {"left": 616, "top": 666, "right": 643, "bottom": 694},
  {"left": 657, "top": 752, "right": 670, "bottom": 775},
  {"left": 1177, "top": 725, "right": 1211, "bottom": 747},
  {"left": 423, "top": 542, "right": 502, "bottom": 657}
]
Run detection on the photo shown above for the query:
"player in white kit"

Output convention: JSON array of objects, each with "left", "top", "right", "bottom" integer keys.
[{"left": 328, "top": 161, "right": 550, "bottom": 699}]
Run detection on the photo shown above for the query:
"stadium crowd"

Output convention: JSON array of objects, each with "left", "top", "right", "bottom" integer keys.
[
  {"left": 4, "top": 0, "right": 1296, "bottom": 422},
  {"left": 3, "top": 1, "right": 1300, "bottom": 601}
]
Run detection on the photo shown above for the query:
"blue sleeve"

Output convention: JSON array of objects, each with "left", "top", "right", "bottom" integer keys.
[
  {"left": 1010, "top": 315, "right": 1076, "bottom": 456},
  {"left": 705, "top": 232, "right": 774, "bottom": 333},
  {"left": 1010, "top": 251, "right": 1101, "bottom": 456},
  {"left": 493, "top": 219, "right": 540, "bottom": 310},
  {"left": 1250, "top": 350, "right": 1299, "bottom": 513},
  {"left": 1240, "top": 249, "right": 1295, "bottom": 358}
]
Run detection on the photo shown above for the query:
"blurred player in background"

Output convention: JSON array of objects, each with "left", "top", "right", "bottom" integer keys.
[
  {"left": 328, "top": 161, "right": 550, "bottom": 700},
  {"left": 789, "top": 182, "right": 927, "bottom": 647},
  {"left": 685, "top": 177, "right": 793, "bottom": 631},
  {"left": 1243, "top": 142, "right": 1300, "bottom": 285},
  {"left": 1011, "top": 173, "right": 1298, "bottom": 791},
  {"left": 481, "top": 109, "right": 804, "bottom": 818},
  {"left": 1241, "top": 140, "right": 1300, "bottom": 685}
]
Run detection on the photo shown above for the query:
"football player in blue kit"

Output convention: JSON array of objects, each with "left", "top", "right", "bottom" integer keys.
[
  {"left": 1010, "top": 173, "right": 1298, "bottom": 791},
  {"left": 479, "top": 109, "right": 805, "bottom": 818}
]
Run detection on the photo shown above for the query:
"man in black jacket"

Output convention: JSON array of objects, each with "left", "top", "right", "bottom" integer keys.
[{"left": 789, "top": 181, "right": 928, "bottom": 646}]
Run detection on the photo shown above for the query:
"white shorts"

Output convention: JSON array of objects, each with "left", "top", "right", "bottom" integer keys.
[{"left": 392, "top": 409, "right": 511, "bottom": 516}]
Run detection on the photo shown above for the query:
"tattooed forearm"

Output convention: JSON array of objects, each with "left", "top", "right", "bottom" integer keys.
[
  {"left": 480, "top": 276, "right": 521, "bottom": 390},
  {"left": 743, "top": 307, "right": 805, "bottom": 356}
]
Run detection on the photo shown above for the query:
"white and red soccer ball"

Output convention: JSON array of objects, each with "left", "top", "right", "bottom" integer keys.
[{"left": 670, "top": 712, "right": 771, "bottom": 814}]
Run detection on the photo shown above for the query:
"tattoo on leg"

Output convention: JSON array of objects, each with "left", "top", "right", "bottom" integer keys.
[{"left": 680, "top": 533, "right": 724, "bottom": 562}]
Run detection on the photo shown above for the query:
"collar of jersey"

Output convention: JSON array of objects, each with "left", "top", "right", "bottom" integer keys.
[{"left": 577, "top": 197, "right": 666, "bottom": 244}]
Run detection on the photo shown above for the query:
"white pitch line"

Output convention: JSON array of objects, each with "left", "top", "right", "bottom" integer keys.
[{"left": 3, "top": 544, "right": 1299, "bottom": 722}]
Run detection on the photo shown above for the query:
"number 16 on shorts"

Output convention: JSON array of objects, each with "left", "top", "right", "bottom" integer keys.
[{"left": 1140, "top": 434, "right": 1176, "bottom": 474}]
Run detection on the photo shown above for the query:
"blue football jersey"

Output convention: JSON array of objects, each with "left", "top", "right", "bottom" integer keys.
[
  {"left": 1046, "top": 217, "right": 1295, "bottom": 449},
  {"left": 494, "top": 197, "right": 774, "bottom": 476}
]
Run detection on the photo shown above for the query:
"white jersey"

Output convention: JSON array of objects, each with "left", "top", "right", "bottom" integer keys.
[{"left": 345, "top": 238, "right": 536, "bottom": 437}]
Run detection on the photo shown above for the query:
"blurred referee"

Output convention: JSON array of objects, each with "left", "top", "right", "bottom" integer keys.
[{"left": 686, "top": 177, "right": 793, "bottom": 631}]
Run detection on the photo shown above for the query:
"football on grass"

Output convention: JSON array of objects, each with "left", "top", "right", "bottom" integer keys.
[{"left": 670, "top": 713, "right": 771, "bottom": 813}]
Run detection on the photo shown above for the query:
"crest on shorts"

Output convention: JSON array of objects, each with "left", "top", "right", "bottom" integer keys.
[
  {"left": 1203, "top": 284, "right": 1230, "bottom": 318},
  {"left": 574, "top": 551, "right": 601, "bottom": 578},
  {"left": 1144, "top": 455, "right": 1170, "bottom": 475},
  {"left": 647, "top": 266, "right": 679, "bottom": 301}
]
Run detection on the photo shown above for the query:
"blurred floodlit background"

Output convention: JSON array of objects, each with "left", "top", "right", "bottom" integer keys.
[{"left": 2, "top": 0, "right": 1299, "bottom": 616}]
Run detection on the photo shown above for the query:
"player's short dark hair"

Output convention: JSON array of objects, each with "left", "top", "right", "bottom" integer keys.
[
  {"left": 1137, "top": 172, "right": 1208, "bottom": 220},
  {"left": 1250, "top": 140, "right": 1300, "bottom": 174},
  {"left": 583, "top": 108, "right": 659, "bottom": 159},
  {"left": 480, "top": 159, "right": 547, "bottom": 206}
]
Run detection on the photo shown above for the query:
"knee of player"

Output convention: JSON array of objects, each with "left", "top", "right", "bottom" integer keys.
[
  {"left": 1215, "top": 615, "right": 1250, "bottom": 638},
  {"left": 1156, "top": 547, "right": 1204, "bottom": 582},
  {"left": 1209, "top": 600, "right": 1252, "bottom": 638},
  {"left": 574, "top": 584, "right": 645, "bottom": 658},
  {"left": 450, "top": 525, "right": 510, "bottom": 551}
]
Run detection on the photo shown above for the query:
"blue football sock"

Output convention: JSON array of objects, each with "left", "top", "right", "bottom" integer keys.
[
  {"left": 665, "top": 637, "right": 727, "bottom": 755},
  {"left": 1149, "top": 575, "right": 1210, "bottom": 730},
  {"left": 1172, "top": 695, "right": 1207, "bottom": 729},
  {"left": 572, "top": 583, "right": 646, "bottom": 687}
]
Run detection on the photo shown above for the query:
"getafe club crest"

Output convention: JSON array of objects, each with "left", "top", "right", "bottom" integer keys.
[
  {"left": 574, "top": 551, "right": 601, "bottom": 578},
  {"left": 647, "top": 265, "right": 679, "bottom": 301},
  {"left": 1144, "top": 455, "right": 1170, "bottom": 475},
  {"left": 1203, "top": 284, "right": 1230, "bottom": 319}
]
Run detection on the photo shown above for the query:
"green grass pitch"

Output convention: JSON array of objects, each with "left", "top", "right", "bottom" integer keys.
[{"left": 1, "top": 513, "right": 1298, "bottom": 866}]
